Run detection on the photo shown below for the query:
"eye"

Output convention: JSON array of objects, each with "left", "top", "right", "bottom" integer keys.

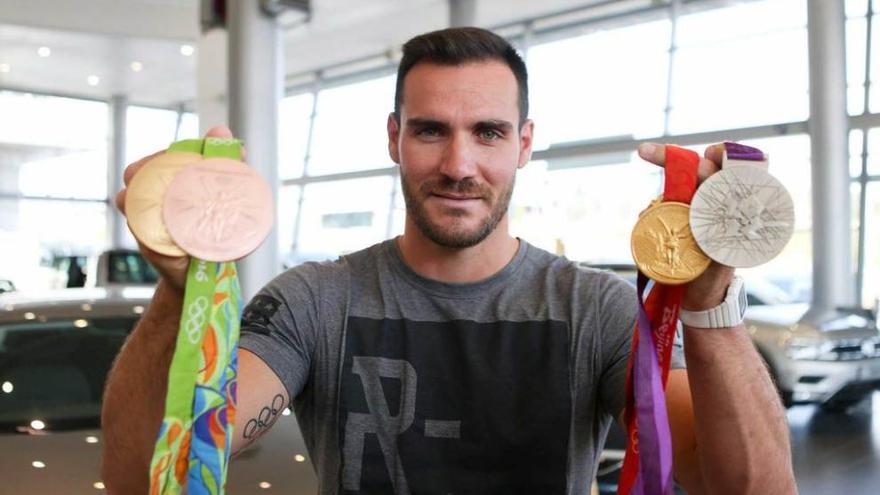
[
  {"left": 478, "top": 129, "right": 501, "bottom": 141},
  {"left": 416, "top": 126, "right": 441, "bottom": 138}
]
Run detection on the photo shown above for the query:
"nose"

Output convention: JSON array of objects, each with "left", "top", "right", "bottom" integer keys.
[{"left": 438, "top": 132, "right": 477, "bottom": 182}]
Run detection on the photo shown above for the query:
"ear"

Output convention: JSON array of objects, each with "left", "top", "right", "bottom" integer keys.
[
  {"left": 517, "top": 119, "right": 534, "bottom": 169},
  {"left": 387, "top": 112, "right": 401, "bottom": 164}
]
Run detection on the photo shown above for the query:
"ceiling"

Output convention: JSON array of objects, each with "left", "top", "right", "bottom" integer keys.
[{"left": 0, "top": 0, "right": 618, "bottom": 108}]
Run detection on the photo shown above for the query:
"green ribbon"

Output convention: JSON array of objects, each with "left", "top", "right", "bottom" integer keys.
[{"left": 149, "top": 138, "right": 243, "bottom": 495}]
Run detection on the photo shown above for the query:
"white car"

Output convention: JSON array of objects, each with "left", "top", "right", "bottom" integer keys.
[
  {"left": 0, "top": 287, "right": 318, "bottom": 493},
  {"left": 584, "top": 264, "right": 880, "bottom": 411}
]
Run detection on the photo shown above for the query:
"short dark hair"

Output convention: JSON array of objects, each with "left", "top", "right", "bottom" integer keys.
[{"left": 393, "top": 27, "right": 529, "bottom": 126}]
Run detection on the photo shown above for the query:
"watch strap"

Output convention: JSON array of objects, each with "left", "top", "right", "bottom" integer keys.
[{"left": 679, "top": 276, "right": 747, "bottom": 328}]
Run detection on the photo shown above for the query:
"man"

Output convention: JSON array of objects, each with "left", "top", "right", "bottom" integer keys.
[{"left": 102, "top": 27, "right": 796, "bottom": 494}]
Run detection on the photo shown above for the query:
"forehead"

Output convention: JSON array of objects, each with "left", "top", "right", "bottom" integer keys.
[{"left": 400, "top": 60, "right": 519, "bottom": 120}]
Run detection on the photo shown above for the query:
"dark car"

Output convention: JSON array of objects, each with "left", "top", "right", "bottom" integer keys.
[{"left": 0, "top": 287, "right": 317, "bottom": 493}]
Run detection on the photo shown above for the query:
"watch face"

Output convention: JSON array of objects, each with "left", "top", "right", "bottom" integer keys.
[{"left": 689, "top": 166, "right": 795, "bottom": 268}]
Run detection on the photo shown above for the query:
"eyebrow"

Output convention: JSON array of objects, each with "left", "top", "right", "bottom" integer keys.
[{"left": 405, "top": 117, "right": 514, "bottom": 133}]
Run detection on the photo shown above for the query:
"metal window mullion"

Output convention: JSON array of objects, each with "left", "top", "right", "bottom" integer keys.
[
  {"left": 857, "top": 0, "right": 874, "bottom": 305},
  {"left": 663, "top": 0, "right": 681, "bottom": 136},
  {"left": 173, "top": 103, "right": 186, "bottom": 141},
  {"left": 289, "top": 79, "right": 321, "bottom": 255}
]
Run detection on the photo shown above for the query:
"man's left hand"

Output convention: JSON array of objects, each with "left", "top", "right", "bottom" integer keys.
[{"left": 637, "top": 142, "right": 735, "bottom": 311}]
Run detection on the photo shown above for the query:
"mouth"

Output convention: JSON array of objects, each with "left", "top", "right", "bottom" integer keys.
[{"left": 431, "top": 192, "right": 482, "bottom": 201}]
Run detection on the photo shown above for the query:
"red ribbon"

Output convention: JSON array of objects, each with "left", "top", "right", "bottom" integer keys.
[{"left": 618, "top": 145, "right": 700, "bottom": 495}]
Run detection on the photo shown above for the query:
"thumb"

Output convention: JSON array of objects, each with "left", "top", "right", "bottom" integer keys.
[{"left": 205, "top": 125, "right": 234, "bottom": 139}]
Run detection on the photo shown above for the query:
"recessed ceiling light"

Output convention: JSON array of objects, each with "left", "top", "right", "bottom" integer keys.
[
  {"left": 32, "top": 460, "right": 46, "bottom": 469},
  {"left": 85, "top": 436, "right": 99, "bottom": 444},
  {"left": 74, "top": 319, "right": 88, "bottom": 328},
  {"left": 258, "top": 481, "right": 271, "bottom": 489},
  {"left": 130, "top": 61, "right": 143, "bottom": 72},
  {"left": 30, "top": 419, "right": 46, "bottom": 430},
  {"left": 1, "top": 381, "right": 12, "bottom": 393},
  {"left": 93, "top": 481, "right": 105, "bottom": 489},
  {"left": 133, "top": 305, "right": 145, "bottom": 314},
  {"left": 38, "top": 46, "right": 51, "bottom": 57},
  {"left": 24, "top": 312, "right": 35, "bottom": 320},
  {"left": 87, "top": 75, "right": 100, "bottom": 86},
  {"left": 294, "top": 454, "right": 306, "bottom": 462},
  {"left": 0, "top": 63, "right": 10, "bottom": 73},
  {"left": 180, "top": 44, "right": 194, "bottom": 56}
]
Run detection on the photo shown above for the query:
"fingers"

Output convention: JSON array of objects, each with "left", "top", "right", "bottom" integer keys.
[
  {"left": 123, "top": 150, "right": 164, "bottom": 186},
  {"left": 205, "top": 125, "right": 234, "bottom": 139},
  {"left": 637, "top": 141, "right": 722, "bottom": 182},
  {"left": 637, "top": 142, "right": 665, "bottom": 166},
  {"left": 704, "top": 143, "right": 725, "bottom": 165},
  {"left": 115, "top": 189, "right": 126, "bottom": 214}
]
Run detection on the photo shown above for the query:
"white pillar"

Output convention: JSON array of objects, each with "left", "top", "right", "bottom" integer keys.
[
  {"left": 196, "top": 28, "right": 228, "bottom": 134},
  {"left": 449, "top": 0, "right": 477, "bottom": 27},
  {"left": 227, "top": 0, "right": 282, "bottom": 300},
  {"left": 108, "top": 94, "right": 127, "bottom": 249},
  {"left": 807, "top": 0, "right": 855, "bottom": 318}
]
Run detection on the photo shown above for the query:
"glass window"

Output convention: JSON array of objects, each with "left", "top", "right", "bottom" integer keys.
[
  {"left": 670, "top": 0, "right": 809, "bottom": 133},
  {"left": 277, "top": 185, "right": 301, "bottom": 264},
  {"left": 509, "top": 153, "right": 661, "bottom": 261},
  {"left": 0, "top": 199, "right": 107, "bottom": 292},
  {"left": 863, "top": 181, "right": 880, "bottom": 307},
  {"left": 178, "top": 112, "right": 199, "bottom": 140},
  {"left": 527, "top": 19, "right": 670, "bottom": 150},
  {"left": 125, "top": 106, "right": 180, "bottom": 163},
  {"left": 850, "top": 129, "right": 865, "bottom": 178},
  {"left": 294, "top": 176, "right": 394, "bottom": 261},
  {"left": 0, "top": 92, "right": 108, "bottom": 200},
  {"left": 847, "top": 14, "right": 868, "bottom": 115},
  {"left": 279, "top": 93, "right": 315, "bottom": 180},
  {"left": 307, "top": 76, "right": 396, "bottom": 176},
  {"left": 865, "top": 127, "right": 880, "bottom": 175},
  {"left": 870, "top": 0, "right": 880, "bottom": 112}
]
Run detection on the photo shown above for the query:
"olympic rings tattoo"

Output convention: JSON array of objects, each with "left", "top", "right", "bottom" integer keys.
[{"left": 243, "top": 394, "right": 286, "bottom": 439}]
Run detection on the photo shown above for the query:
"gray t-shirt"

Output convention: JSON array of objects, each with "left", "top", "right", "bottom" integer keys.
[{"left": 239, "top": 238, "right": 685, "bottom": 495}]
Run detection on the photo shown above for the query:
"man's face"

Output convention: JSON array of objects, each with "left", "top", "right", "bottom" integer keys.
[{"left": 388, "top": 60, "right": 533, "bottom": 248}]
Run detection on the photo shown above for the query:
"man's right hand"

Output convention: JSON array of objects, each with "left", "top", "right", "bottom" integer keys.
[{"left": 113, "top": 125, "right": 236, "bottom": 291}]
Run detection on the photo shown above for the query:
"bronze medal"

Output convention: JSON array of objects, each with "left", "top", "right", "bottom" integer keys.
[{"left": 125, "top": 151, "right": 202, "bottom": 256}]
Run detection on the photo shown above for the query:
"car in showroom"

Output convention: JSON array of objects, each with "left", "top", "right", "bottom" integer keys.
[
  {"left": 586, "top": 263, "right": 880, "bottom": 411},
  {"left": 0, "top": 286, "right": 318, "bottom": 494}
]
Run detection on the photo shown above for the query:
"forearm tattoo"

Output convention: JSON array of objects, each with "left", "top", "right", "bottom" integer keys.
[{"left": 243, "top": 394, "right": 286, "bottom": 440}]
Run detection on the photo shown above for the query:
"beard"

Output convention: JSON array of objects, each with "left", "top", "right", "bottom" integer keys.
[{"left": 400, "top": 171, "right": 515, "bottom": 249}]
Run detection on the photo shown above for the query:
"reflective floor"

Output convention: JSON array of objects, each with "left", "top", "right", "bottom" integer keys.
[{"left": 790, "top": 391, "right": 880, "bottom": 495}]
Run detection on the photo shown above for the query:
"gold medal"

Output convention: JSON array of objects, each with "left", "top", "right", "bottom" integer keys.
[
  {"left": 631, "top": 201, "right": 711, "bottom": 285},
  {"left": 125, "top": 151, "right": 202, "bottom": 256}
]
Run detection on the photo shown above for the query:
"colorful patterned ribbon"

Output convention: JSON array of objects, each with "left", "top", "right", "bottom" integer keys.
[
  {"left": 148, "top": 138, "right": 242, "bottom": 495},
  {"left": 618, "top": 146, "right": 700, "bottom": 495}
]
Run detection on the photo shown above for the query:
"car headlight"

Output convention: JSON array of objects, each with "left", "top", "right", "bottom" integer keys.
[
  {"left": 786, "top": 337, "right": 880, "bottom": 360},
  {"left": 785, "top": 338, "right": 829, "bottom": 360}
]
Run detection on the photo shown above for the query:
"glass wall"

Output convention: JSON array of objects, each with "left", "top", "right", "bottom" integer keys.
[
  {"left": 0, "top": 91, "right": 109, "bottom": 291},
  {"left": 273, "top": 0, "right": 878, "bottom": 308}
]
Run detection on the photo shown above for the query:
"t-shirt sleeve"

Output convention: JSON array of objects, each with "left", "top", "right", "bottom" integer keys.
[
  {"left": 238, "top": 263, "right": 323, "bottom": 402},
  {"left": 596, "top": 273, "right": 638, "bottom": 420}
]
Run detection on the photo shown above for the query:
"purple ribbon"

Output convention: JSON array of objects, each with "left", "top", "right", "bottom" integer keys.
[
  {"left": 631, "top": 273, "right": 674, "bottom": 495},
  {"left": 724, "top": 141, "right": 765, "bottom": 161}
]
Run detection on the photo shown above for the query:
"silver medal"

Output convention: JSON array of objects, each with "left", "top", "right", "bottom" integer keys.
[{"left": 689, "top": 165, "right": 795, "bottom": 268}]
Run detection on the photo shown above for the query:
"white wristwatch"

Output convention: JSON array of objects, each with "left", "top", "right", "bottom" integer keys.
[{"left": 679, "top": 276, "right": 747, "bottom": 329}]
